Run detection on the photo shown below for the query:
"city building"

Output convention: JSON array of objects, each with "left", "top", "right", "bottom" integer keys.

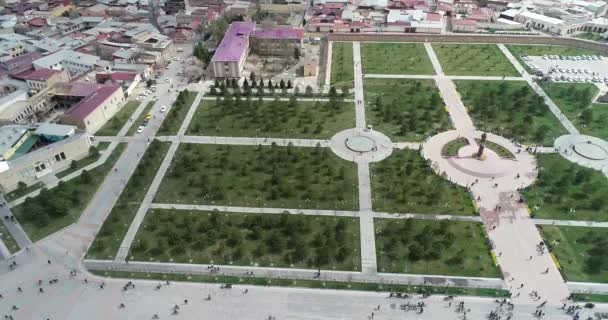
[
  {"left": 14, "top": 68, "right": 70, "bottom": 93},
  {"left": 56, "top": 82, "right": 125, "bottom": 133},
  {"left": 0, "top": 123, "right": 91, "bottom": 192},
  {"left": 210, "top": 22, "right": 256, "bottom": 79},
  {"left": 211, "top": 22, "right": 305, "bottom": 78},
  {"left": 33, "top": 50, "right": 100, "bottom": 77},
  {"left": 250, "top": 28, "right": 304, "bottom": 56}
]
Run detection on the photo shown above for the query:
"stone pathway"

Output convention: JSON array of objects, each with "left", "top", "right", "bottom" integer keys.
[
  {"left": 156, "top": 135, "right": 329, "bottom": 147},
  {"left": 421, "top": 44, "right": 571, "bottom": 305},
  {"left": 352, "top": 42, "right": 366, "bottom": 129},
  {"left": 365, "top": 74, "right": 525, "bottom": 81},
  {"left": 84, "top": 260, "right": 506, "bottom": 290}
]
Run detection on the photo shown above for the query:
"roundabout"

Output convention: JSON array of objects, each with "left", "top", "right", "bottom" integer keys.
[
  {"left": 329, "top": 128, "right": 393, "bottom": 163},
  {"left": 555, "top": 134, "right": 608, "bottom": 173},
  {"left": 422, "top": 130, "right": 538, "bottom": 191}
]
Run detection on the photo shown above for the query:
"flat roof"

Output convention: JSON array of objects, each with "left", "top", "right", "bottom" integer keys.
[
  {"left": 518, "top": 11, "right": 564, "bottom": 25},
  {"left": 0, "top": 125, "right": 29, "bottom": 157},
  {"left": 210, "top": 22, "right": 255, "bottom": 62},
  {"left": 251, "top": 28, "right": 304, "bottom": 39}
]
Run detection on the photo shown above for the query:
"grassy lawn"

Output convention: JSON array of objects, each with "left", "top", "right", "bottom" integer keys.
[
  {"left": 87, "top": 141, "right": 171, "bottom": 260},
  {"left": 572, "top": 293, "right": 608, "bottom": 303},
  {"left": 371, "top": 149, "right": 474, "bottom": 215},
  {"left": 524, "top": 154, "right": 608, "bottom": 221},
  {"left": 539, "top": 82, "right": 608, "bottom": 140},
  {"left": 92, "top": 270, "right": 510, "bottom": 298},
  {"left": 96, "top": 142, "right": 110, "bottom": 151},
  {"left": 441, "top": 138, "right": 469, "bottom": 157},
  {"left": 456, "top": 81, "right": 567, "bottom": 145},
  {"left": 361, "top": 43, "right": 434, "bottom": 75},
  {"left": 364, "top": 79, "right": 450, "bottom": 141},
  {"left": 127, "top": 100, "right": 156, "bottom": 136},
  {"left": 56, "top": 146, "right": 102, "bottom": 179},
  {"left": 575, "top": 33, "right": 605, "bottom": 42},
  {"left": 476, "top": 139, "right": 515, "bottom": 159},
  {"left": 432, "top": 44, "right": 518, "bottom": 76},
  {"left": 540, "top": 225, "right": 608, "bottom": 283},
  {"left": 155, "top": 144, "right": 358, "bottom": 210},
  {"left": 5, "top": 182, "right": 44, "bottom": 202},
  {"left": 330, "top": 42, "right": 354, "bottom": 87},
  {"left": 130, "top": 210, "right": 360, "bottom": 270},
  {"left": 376, "top": 219, "right": 499, "bottom": 277},
  {"left": 12, "top": 144, "right": 126, "bottom": 242},
  {"left": 187, "top": 96, "right": 354, "bottom": 139},
  {"left": 158, "top": 90, "right": 197, "bottom": 135},
  {"left": 0, "top": 222, "right": 19, "bottom": 254},
  {"left": 96, "top": 101, "right": 140, "bottom": 136},
  {"left": 506, "top": 45, "right": 603, "bottom": 73}
]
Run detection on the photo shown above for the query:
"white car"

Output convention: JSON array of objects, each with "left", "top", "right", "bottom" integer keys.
[
  {"left": 160, "top": 105, "right": 167, "bottom": 113},
  {"left": 136, "top": 126, "right": 145, "bottom": 134}
]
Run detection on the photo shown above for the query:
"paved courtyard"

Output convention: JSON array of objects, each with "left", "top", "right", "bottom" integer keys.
[{"left": 2, "top": 40, "right": 608, "bottom": 319}]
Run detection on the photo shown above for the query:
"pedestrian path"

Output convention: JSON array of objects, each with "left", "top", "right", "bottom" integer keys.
[
  {"left": 533, "top": 218, "right": 608, "bottom": 228},
  {"left": 200, "top": 96, "right": 354, "bottom": 102},
  {"left": 497, "top": 44, "right": 579, "bottom": 135},
  {"left": 364, "top": 74, "right": 524, "bottom": 81},
  {"left": 352, "top": 42, "right": 366, "bottom": 128},
  {"left": 156, "top": 135, "right": 329, "bottom": 147},
  {"left": 393, "top": 142, "right": 420, "bottom": 150},
  {"left": 150, "top": 203, "right": 488, "bottom": 223},
  {"left": 83, "top": 259, "right": 506, "bottom": 290},
  {"left": 424, "top": 43, "right": 444, "bottom": 76},
  {"left": 1, "top": 195, "right": 32, "bottom": 248},
  {"left": 0, "top": 239, "right": 10, "bottom": 259}
]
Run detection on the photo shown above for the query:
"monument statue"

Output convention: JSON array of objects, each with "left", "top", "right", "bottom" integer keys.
[{"left": 475, "top": 132, "right": 487, "bottom": 158}]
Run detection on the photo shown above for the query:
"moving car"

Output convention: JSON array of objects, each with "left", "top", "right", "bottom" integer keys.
[
  {"left": 136, "top": 126, "right": 144, "bottom": 133},
  {"left": 160, "top": 106, "right": 167, "bottom": 113}
]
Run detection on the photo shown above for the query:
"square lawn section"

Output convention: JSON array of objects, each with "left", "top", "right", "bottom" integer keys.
[
  {"left": 364, "top": 79, "right": 450, "bottom": 141},
  {"left": 87, "top": 141, "right": 171, "bottom": 259},
  {"left": 187, "top": 96, "right": 354, "bottom": 139},
  {"left": 13, "top": 144, "right": 125, "bottom": 242},
  {"left": 506, "top": 45, "right": 603, "bottom": 73},
  {"left": 331, "top": 42, "right": 354, "bottom": 87},
  {"left": 376, "top": 219, "right": 499, "bottom": 277},
  {"left": 155, "top": 144, "right": 358, "bottom": 210},
  {"left": 540, "top": 225, "right": 608, "bottom": 283},
  {"left": 456, "top": 80, "right": 567, "bottom": 146},
  {"left": 130, "top": 209, "right": 361, "bottom": 271},
  {"left": 524, "top": 154, "right": 608, "bottom": 221},
  {"left": 432, "top": 44, "right": 519, "bottom": 76},
  {"left": 371, "top": 149, "right": 475, "bottom": 215},
  {"left": 361, "top": 43, "right": 434, "bottom": 75},
  {"left": 96, "top": 100, "right": 140, "bottom": 136},
  {"left": 540, "top": 82, "right": 608, "bottom": 140}
]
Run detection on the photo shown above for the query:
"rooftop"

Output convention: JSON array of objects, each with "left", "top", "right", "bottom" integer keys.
[
  {"left": 33, "top": 50, "right": 100, "bottom": 69},
  {"left": 15, "top": 68, "right": 61, "bottom": 81},
  {"left": 211, "top": 21, "right": 255, "bottom": 62},
  {"left": 64, "top": 85, "right": 121, "bottom": 120},
  {"left": 251, "top": 28, "right": 304, "bottom": 39}
]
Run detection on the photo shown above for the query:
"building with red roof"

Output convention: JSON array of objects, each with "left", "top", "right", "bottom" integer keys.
[
  {"left": 55, "top": 82, "right": 125, "bottom": 133},
  {"left": 13, "top": 68, "right": 70, "bottom": 93}
]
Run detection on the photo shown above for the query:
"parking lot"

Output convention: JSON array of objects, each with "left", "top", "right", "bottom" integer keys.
[{"left": 524, "top": 54, "right": 608, "bottom": 84}]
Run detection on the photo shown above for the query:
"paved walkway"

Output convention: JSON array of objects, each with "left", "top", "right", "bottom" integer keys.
[
  {"left": 84, "top": 260, "right": 506, "bottom": 290},
  {"left": 156, "top": 135, "right": 329, "bottom": 147},
  {"left": 497, "top": 44, "right": 579, "bottom": 135},
  {"left": 365, "top": 74, "right": 525, "bottom": 81},
  {"left": 0, "top": 195, "right": 32, "bottom": 248},
  {"left": 421, "top": 44, "right": 571, "bottom": 305},
  {"left": 393, "top": 142, "right": 420, "bottom": 149},
  {"left": 352, "top": 42, "right": 366, "bottom": 128},
  {"left": 200, "top": 96, "right": 355, "bottom": 102}
]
